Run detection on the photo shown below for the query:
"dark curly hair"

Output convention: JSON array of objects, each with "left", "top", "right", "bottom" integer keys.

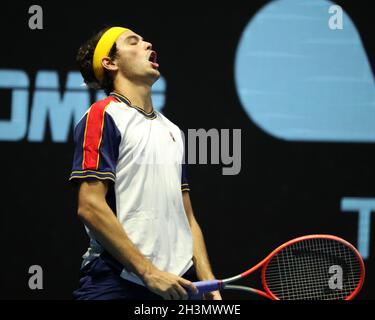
[{"left": 76, "top": 27, "right": 118, "bottom": 95}]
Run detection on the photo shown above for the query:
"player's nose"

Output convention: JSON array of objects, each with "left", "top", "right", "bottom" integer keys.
[{"left": 144, "top": 41, "right": 152, "bottom": 50}]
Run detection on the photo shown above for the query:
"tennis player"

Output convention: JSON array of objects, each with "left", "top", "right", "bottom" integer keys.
[{"left": 69, "top": 26, "right": 221, "bottom": 300}]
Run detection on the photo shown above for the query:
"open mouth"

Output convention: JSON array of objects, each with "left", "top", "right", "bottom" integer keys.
[{"left": 148, "top": 51, "right": 159, "bottom": 68}]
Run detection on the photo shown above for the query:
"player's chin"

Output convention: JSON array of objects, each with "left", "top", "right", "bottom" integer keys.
[{"left": 147, "top": 68, "right": 161, "bottom": 80}]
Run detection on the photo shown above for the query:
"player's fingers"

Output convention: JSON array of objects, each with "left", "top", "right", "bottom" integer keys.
[
  {"left": 168, "top": 287, "right": 182, "bottom": 300},
  {"left": 178, "top": 278, "right": 199, "bottom": 295},
  {"left": 173, "top": 283, "right": 188, "bottom": 300}
]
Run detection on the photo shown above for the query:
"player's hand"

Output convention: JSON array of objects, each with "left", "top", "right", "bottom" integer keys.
[
  {"left": 143, "top": 268, "right": 199, "bottom": 300},
  {"left": 204, "top": 290, "right": 222, "bottom": 300}
]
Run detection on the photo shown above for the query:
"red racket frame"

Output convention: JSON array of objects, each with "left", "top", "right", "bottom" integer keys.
[{"left": 236, "top": 234, "right": 365, "bottom": 300}]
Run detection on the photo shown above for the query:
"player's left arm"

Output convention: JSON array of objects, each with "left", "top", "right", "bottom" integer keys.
[{"left": 182, "top": 191, "right": 222, "bottom": 300}]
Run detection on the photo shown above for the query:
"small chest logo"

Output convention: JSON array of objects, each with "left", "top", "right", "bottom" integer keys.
[{"left": 169, "top": 131, "right": 176, "bottom": 142}]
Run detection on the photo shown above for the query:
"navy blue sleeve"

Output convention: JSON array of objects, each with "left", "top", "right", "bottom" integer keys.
[
  {"left": 181, "top": 163, "right": 190, "bottom": 192},
  {"left": 69, "top": 110, "right": 121, "bottom": 184}
]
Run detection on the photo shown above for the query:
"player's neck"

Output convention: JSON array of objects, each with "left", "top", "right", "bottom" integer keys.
[{"left": 113, "top": 78, "right": 154, "bottom": 114}]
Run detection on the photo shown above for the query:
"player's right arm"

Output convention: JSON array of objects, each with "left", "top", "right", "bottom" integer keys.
[{"left": 77, "top": 178, "right": 198, "bottom": 300}]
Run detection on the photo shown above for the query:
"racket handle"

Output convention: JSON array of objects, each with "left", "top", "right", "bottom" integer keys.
[{"left": 189, "top": 280, "right": 222, "bottom": 297}]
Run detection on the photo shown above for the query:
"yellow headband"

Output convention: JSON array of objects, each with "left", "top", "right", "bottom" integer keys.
[{"left": 93, "top": 27, "right": 131, "bottom": 82}]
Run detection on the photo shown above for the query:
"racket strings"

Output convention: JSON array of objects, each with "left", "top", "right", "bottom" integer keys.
[{"left": 264, "top": 238, "right": 362, "bottom": 300}]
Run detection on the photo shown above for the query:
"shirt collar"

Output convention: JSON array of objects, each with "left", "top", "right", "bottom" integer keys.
[{"left": 110, "top": 92, "right": 157, "bottom": 120}]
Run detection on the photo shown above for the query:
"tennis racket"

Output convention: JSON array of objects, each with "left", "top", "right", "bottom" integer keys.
[{"left": 190, "top": 234, "right": 365, "bottom": 300}]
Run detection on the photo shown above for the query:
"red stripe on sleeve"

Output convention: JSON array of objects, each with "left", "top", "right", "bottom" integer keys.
[{"left": 82, "top": 96, "right": 116, "bottom": 170}]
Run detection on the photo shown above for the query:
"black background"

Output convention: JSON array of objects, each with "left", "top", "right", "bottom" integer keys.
[{"left": 0, "top": 0, "right": 373, "bottom": 299}]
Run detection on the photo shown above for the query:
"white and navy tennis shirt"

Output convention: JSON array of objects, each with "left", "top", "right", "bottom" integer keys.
[{"left": 69, "top": 92, "right": 193, "bottom": 286}]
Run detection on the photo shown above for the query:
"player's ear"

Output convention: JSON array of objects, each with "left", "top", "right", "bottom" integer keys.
[{"left": 102, "top": 56, "right": 118, "bottom": 72}]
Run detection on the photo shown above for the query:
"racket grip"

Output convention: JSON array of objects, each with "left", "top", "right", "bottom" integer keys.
[{"left": 189, "top": 280, "right": 222, "bottom": 297}]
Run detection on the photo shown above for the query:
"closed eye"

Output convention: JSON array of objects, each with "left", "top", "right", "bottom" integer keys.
[{"left": 126, "top": 35, "right": 142, "bottom": 45}]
